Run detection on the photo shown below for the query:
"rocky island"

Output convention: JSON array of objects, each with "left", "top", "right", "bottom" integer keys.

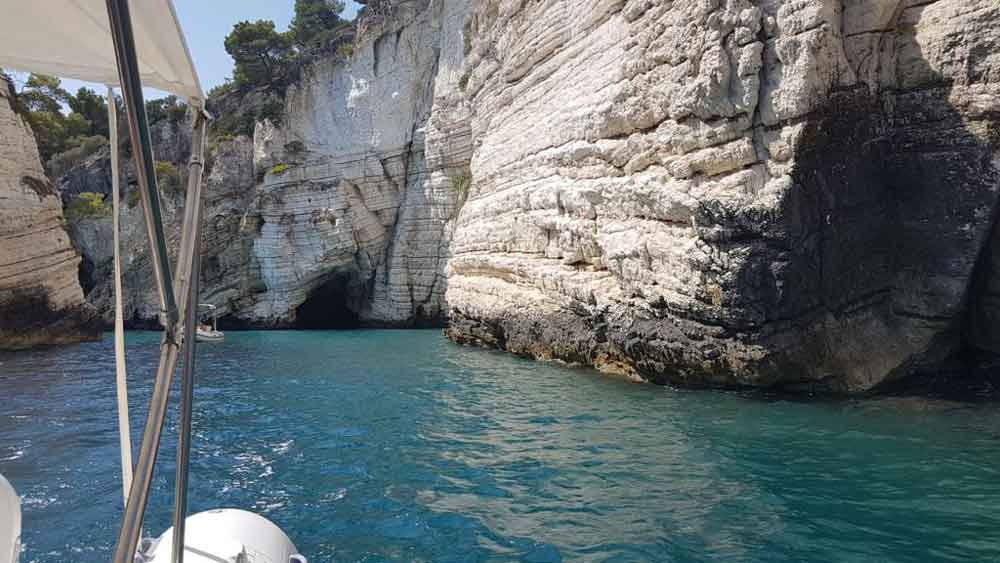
[{"left": 2, "top": 0, "right": 998, "bottom": 393}]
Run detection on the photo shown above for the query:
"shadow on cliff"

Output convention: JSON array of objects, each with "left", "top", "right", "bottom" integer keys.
[
  {"left": 760, "top": 18, "right": 1000, "bottom": 397},
  {"left": 294, "top": 274, "right": 360, "bottom": 329},
  {"left": 0, "top": 287, "right": 101, "bottom": 350}
]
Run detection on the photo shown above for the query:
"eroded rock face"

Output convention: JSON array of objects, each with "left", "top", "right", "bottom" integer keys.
[
  {"left": 73, "top": 134, "right": 258, "bottom": 326},
  {"left": 59, "top": 0, "right": 999, "bottom": 392},
  {"left": 0, "top": 84, "right": 98, "bottom": 349},
  {"left": 444, "top": 0, "right": 1000, "bottom": 392},
  {"left": 204, "top": 0, "right": 471, "bottom": 327},
  {"left": 71, "top": 0, "right": 470, "bottom": 329}
]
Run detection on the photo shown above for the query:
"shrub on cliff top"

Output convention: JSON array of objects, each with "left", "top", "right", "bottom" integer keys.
[
  {"left": 225, "top": 20, "right": 294, "bottom": 90},
  {"left": 290, "top": 0, "right": 348, "bottom": 52},
  {"left": 145, "top": 95, "right": 188, "bottom": 125},
  {"left": 213, "top": 2, "right": 355, "bottom": 142},
  {"left": 65, "top": 192, "right": 109, "bottom": 222},
  {"left": 13, "top": 74, "right": 114, "bottom": 169},
  {"left": 67, "top": 87, "right": 111, "bottom": 138},
  {"left": 207, "top": 81, "right": 235, "bottom": 100}
]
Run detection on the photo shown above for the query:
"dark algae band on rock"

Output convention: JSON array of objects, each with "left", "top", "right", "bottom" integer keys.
[{"left": 0, "top": 288, "right": 100, "bottom": 350}]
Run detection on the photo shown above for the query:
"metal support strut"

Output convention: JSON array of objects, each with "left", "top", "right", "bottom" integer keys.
[
  {"left": 107, "top": 85, "right": 133, "bottom": 508},
  {"left": 106, "top": 0, "right": 208, "bottom": 561},
  {"left": 171, "top": 112, "right": 209, "bottom": 563}
]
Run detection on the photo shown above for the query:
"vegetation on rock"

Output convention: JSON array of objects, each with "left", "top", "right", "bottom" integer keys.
[
  {"left": 64, "top": 192, "right": 110, "bottom": 222},
  {"left": 12, "top": 74, "right": 112, "bottom": 168},
  {"left": 47, "top": 135, "right": 108, "bottom": 179},
  {"left": 290, "top": 0, "right": 349, "bottom": 52},
  {"left": 224, "top": 1, "right": 350, "bottom": 92},
  {"left": 7, "top": 1, "right": 358, "bottom": 182},
  {"left": 269, "top": 163, "right": 291, "bottom": 176},
  {"left": 449, "top": 168, "right": 471, "bottom": 206},
  {"left": 214, "top": 0, "right": 354, "bottom": 140},
  {"left": 144, "top": 96, "right": 188, "bottom": 125},
  {"left": 211, "top": 94, "right": 284, "bottom": 138},
  {"left": 123, "top": 161, "right": 183, "bottom": 207},
  {"left": 154, "top": 160, "right": 183, "bottom": 196},
  {"left": 225, "top": 20, "right": 295, "bottom": 90},
  {"left": 66, "top": 87, "right": 111, "bottom": 138}
]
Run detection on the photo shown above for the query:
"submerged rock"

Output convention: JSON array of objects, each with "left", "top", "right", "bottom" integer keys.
[{"left": 0, "top": 82, "right": 98, "bottom": 349}]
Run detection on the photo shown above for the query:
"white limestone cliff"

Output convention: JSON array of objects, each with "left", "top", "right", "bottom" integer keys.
[
  {"left": 57, "top": 0, "right": 1000, "bottom": 392},
  {"left": 445, "top": 0, "right": 1000, "bottom": 392},
  {"left": 73, "top": 0, "right": 471, "bottom": 329}
]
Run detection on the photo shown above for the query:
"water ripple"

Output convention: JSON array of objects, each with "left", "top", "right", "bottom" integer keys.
[{"left": 3, "top": 331, "right": 1000, "bottom": 561}]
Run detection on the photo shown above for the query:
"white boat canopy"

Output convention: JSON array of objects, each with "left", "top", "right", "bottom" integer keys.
[{"left": 0, "top": 0, "right": 203, "bottom": 104}]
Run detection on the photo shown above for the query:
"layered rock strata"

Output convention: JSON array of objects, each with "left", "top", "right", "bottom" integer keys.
[
  {"left": 71, "top": 0, "right": 470, "bottom": 329},
  {"left": 0, "top": 83, "right": 97, "bottom": 349},
  {"left": 444, "top": 0, "right": 1000, "bottom": 392},
  {"left": 57, "top": 0, "right": 1000, "bottom": 393}
]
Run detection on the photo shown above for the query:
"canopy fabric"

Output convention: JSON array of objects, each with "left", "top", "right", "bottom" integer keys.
[{"left": 0, "top": 0, "right": 203, "bottom": 104}]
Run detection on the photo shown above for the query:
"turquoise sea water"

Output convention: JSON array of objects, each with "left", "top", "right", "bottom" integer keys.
[{"left": 2, "top": 330, "right": 1000, "bottom": 562}]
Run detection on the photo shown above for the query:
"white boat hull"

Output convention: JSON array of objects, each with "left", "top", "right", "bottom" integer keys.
[
  {"left": 0, "top": 474, "right": 20, "bottom": 563},
  {"left": 195, "top": 329, "right": 224, "bottom": 343},
  {"left": 140, "top": 509, "right": 305, "bottom": 563}
]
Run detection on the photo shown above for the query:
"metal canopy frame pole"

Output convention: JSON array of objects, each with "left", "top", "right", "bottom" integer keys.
[
  {"left": 105, "top": 0, "right": 207, "bottom": 561},
  {"left": 171, "top": 114, "right": 209, "bottom": 563},
  {"left": 105, "top": 0, "right": 177, "bottom": 330},
  {"left": 107, "top": 86, "right": 133, "bottom": 508}
]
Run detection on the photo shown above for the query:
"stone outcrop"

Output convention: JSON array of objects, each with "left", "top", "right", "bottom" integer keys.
[
  {"left": 242, "top": 0, "right": 467, "bottom": 327},
  {"left": 0, "top": 82, "right": 98, "bottom": 349},
  {"left": 444, "top": 0, "right": 1000, "bottom": 392},
  {"left": 66, "top": 124, "right": 260, "bottom": 326},
  {"left": 69, "top": 0, "right": 470, "bottom": 329},
  {"left": 57, "top": 0, "right": 1000, "bottom": 392}
]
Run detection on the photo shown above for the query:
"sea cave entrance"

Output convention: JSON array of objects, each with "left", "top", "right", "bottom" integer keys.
[{"left": 295, "top": 275, "right": 360, "bottom": 330}]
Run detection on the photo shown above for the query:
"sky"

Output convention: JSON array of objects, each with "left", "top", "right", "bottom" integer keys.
[{"left": 18, "top": 0, "right": 361, "bottom": 100}]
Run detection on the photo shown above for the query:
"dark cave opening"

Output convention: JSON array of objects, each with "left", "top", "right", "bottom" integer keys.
[
  {"left": 77, "top": 254, "right": 96, "bottom": 295},
  {"left": 216, "top": 314, "right": 257, "bottom": 331},
  {"left": 295, "top": 276, "right": 360, "bottom": 330}
]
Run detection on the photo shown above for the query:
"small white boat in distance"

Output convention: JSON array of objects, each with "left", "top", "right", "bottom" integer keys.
[{"left": 196, "top": 304, "right": 224, "bottom": 343}]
